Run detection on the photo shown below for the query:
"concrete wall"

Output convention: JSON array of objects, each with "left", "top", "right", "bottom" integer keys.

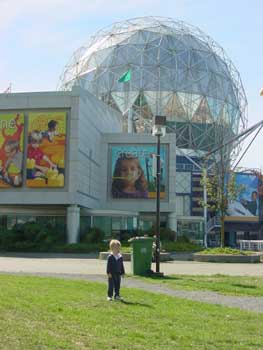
[{"left": 75, "top": 87, "right": 122, "bottom": 208}]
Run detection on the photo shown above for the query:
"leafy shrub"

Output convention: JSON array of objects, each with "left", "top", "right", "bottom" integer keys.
[
  {"left": 176, "top": 235, "right": 191, "bottom": 243},
  {"left": 142, "top": 226, "right": 176, "bottom": 241},
  {"left": 199, "top": 247, "right": 254, "bottom": 256},
  {"left": 160, "top": 228, "right": 176, "bottom": 241},
  {"left": 82, "top": 227, "right": 105, "bottom": 244},
  {"left": 22, "top": 222, "right": 42, "bottom": 241},
  {"left": 12, "top": 241, "right": 38, "bottom": 252},
  {"left": 55, "top": 242, "right": 108, "bottom": 253},
  {"left": 0, "top": 220, "right": 66, "bottom": 252},
  {"left": 10, "top": 224, "right": 25, "bottom": 241},
  {"left": 0, "top": 228, "right": 18, "bottom": 250},
  {"left": 162, "top": 240, "right": 202, "bottom": 252}
]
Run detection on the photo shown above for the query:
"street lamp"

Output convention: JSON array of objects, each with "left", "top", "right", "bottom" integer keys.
[{"left": 152, "top": 115, "right": 166, "bottom": 276}]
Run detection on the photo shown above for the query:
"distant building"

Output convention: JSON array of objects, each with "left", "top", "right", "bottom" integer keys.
[{"left": 0, "top": 17, "right": 254, "bottom": 246}]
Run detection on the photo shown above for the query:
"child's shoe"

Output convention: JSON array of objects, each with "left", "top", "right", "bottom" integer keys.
[
  {"left": 114, "top": 295, "right": 123, "bottom": 301},
  {"left": 107, "top": 297, "right": 113, "bottom": 301}
]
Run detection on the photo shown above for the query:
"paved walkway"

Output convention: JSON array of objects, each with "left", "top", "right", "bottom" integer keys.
[
  {"left": 2, "top": 253, "right": 263, "bottom": 313},
  {"left": 2, "top": 252, "right": 263, "bottom": 276}
]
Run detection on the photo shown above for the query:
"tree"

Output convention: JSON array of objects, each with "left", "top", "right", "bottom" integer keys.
[{"left": 200, "top": 166, "right": 244, "bottom": 247}]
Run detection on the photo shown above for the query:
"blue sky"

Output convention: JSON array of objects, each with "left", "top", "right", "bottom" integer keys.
[{"left": 1, "top": 0, "right": 263, "bottom": 169}]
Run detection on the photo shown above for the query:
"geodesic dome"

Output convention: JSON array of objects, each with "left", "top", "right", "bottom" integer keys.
[{"left": 58, "top": 16, "right": 247, "bottom": 153}]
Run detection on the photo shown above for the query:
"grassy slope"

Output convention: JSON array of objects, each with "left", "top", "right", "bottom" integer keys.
[{"left": 0, "top": 275, "right": 263, "bottom": 349}]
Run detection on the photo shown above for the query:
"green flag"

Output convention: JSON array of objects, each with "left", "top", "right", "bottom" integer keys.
[{"left": 118, "top": 69, "right": 131, "bottom": 83}]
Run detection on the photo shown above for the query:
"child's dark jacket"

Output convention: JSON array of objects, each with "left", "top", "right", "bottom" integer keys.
[{"left": 107, "top": 254, "right": 125, "bottom": 275}]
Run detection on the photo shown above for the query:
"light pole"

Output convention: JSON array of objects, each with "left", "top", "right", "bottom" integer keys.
[{"left": 152, "top": 115, "right": 166, "bottom": 275}]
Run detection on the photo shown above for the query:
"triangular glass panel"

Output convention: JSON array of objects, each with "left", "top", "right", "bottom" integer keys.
[
  {"left": 165, "top": 93, "right": 186, "bottom": 122},
  {"left": 111, "top": 91, "right": 138, "bottom": 112},
  {"left": 192, "top": 97, "right": 213, "bottom": 123}
]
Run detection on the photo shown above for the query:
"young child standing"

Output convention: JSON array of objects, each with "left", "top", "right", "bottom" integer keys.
[{"left": 107, "top": 239, "right": 125, "bottom": 301}]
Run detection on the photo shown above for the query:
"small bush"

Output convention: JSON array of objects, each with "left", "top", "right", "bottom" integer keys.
[
  {"left": 160, "top": 228, "right": 176, "bottom": 241},
  {"left": 176, "top": 236, "right": 191, "bottom": 243},
  {"left": 0, "top": 220, "right": 66, "bottom": 252},
  {"left": 22, "top": 222, "right": 42, "bottom": 241},
  {"left": 199, "top": 247, "right": 254, "bottom": 256},
  {"left": 143, "top": 226, "right": 176, "bottom": 241},
  {"left": 162, "top": 240, "right": 202, "bottom": 252},
  {"left": 54, "top": 242, "right": 108, "bottom": 253},
  {"left": 0, "top": 228, "right": 18, "bottom": 250},
  {"left": 82, "top": 227, "right": 105, "bottom": 244},
  {"left": 12, "top": 241, "right": 39, "bottom": 252}
]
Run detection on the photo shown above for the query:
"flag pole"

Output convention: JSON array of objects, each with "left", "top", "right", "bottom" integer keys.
[
  {"left": 127, "top": 93, "right": 132, "bottom": 133},
  {"left": 118, "top": 69, "right": 132, "bottom": 134}
]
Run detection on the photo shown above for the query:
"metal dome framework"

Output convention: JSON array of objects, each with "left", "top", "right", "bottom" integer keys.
[{"left": 58, "top": 16, "right": 247, "bottom": 156}]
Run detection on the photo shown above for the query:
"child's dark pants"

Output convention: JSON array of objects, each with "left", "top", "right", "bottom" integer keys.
[{"left": 108, "top": 274, "right": 121, "bottom": 298}]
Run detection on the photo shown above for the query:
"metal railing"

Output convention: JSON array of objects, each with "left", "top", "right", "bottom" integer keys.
[
  {"left": 239, "top": 240, "right": 263, "bottom": 251},
  {"left": 207, "top": 216, "right": 221, "bottom": 232}
]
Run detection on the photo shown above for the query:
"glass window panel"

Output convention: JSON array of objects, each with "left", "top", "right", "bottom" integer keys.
[
  {"left": 176, "top": 195, "right": 191, "bottom": 216},
  {"left": 80, "top": 216, "right": 91, "bottom": 236},
  {"left": 93, "top": 216, "right": 111, "bottom": 236},
  {"left": 176, "top": 172, "right": 191, "bottom": 193},
  {"left": 112, "top": 217, "right": 121, "bottom": 231},
  {"left": 177, "top": 220, "right": 203, "bottom": 242}
]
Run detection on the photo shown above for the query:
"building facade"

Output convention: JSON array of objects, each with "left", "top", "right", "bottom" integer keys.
[{"left": 0, "top": 17, "right": 255, "bottom": 246}]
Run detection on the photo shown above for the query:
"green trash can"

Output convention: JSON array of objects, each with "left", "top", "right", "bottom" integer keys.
[{"left": 131, "top": 237, "right": 153, "bottom": 275}]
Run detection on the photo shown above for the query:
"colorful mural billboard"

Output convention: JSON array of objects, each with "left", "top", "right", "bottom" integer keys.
[
  {"left": 258, "top": 175, "right": 263, "bottom": 220},
  {"left": 226, "top": 173, "right": 259, "bottom": 222},
  {"left": 111, "top": 145, "right": 167, "bottom": 199},
  {"left": 0, "top": 113, "right": 24, "bottom": 188},
  {"left": 26, "top": 112, "right": 66, "bottom": 188}
]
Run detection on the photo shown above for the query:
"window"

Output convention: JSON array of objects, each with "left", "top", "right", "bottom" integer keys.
[
  {"left": 176, "top": 172, "right": 191, "bottom": 194},
  {"left": 176, "top": 195, "right": 190, "bottom": 216}
]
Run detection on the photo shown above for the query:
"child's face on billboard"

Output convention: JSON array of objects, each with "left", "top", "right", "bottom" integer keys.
[{"left": 120, "top": 159, "right": 141, "bottom": 184}]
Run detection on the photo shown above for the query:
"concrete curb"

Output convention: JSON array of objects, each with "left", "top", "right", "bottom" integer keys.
[
  {"left": 193, "top": 253, "right": 262, "bottom": 263},
  {"left": 99, "top": 251, "right": 172, "bottom": 261}
]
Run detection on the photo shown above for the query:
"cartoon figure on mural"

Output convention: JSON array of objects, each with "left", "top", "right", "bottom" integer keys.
[
  {"left": 26, "top": 112, "right": 66, "bottom": 188},
  {"left": 0, "top": 114, "right": 23, "bottom": 187},
  {"left": 27, "top": 130, "right": 57, "bottom": 179},
  {"left": 0, "top": 140, "right": 23, "bottom": 186},
  {"left": 41, "top": 120, "right": 60, "bottom": 142},
  {"left": 112, "top": 153, "right": 149, "bottom": 199}
]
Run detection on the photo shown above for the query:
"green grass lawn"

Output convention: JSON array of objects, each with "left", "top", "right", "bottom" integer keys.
[
  {"left": 133, "top": 274, "right": 263, "bottom": 297},
  {"left": 1, "top": 275, "right": 263, "bottom": 349}
]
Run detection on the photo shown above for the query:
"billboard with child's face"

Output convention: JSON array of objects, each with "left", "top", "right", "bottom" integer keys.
[
  {"left": 26, "top": 112, "right": 66, "bottom": 188},
  {"left": 110, "top": 145, "right": 167, "bottom": 199},
  {"left": 226, "top": 173, "right": 259, "bottom": 222},
  {"left": 0, "top": 113, "right": 24, "bottom": 188}
]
